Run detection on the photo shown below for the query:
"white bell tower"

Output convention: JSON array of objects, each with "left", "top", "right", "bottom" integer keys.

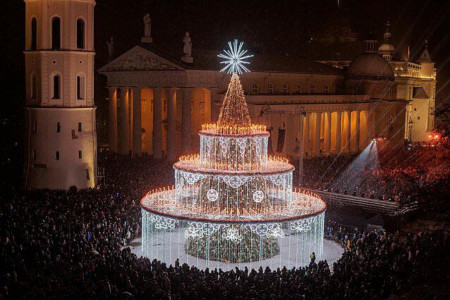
[{"left": 24, "top": 0, "right": 97, "bottom": 189}]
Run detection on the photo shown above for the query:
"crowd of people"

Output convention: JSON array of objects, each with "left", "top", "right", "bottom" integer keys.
[
  {"left": 300, "top": 140, "right": 450, "bottom": 207},
  {"left": 0, "top": 150, "right": 449, "bottom": 298}
]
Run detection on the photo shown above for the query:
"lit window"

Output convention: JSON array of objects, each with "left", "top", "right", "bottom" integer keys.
[
  {"left": 252, "top": 83, "right": 258, "bottom": 94},
  {"left": 268, "top": 83, "right": 274, "bottom": 94}
]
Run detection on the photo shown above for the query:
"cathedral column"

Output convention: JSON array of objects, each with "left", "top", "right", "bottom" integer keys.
[
  {"left": 304, "top": 112, "right": 310, "bottom": 157},
  {"left": 132, "top": 87, "right": 142, "bottom": 156},
  {"left": 298, "top": 112, "right": 305, "bottom": 186},
  {"left": 153, "top": 88, "right": 163, "bottom": 159},
  {"left": 108, "top": 87, "right": 118, "bottom": 152},
  {"left": 314, "top": 112, "right": 322, "bottom": 156},
  {"left": 335, "top": 111, "right": 342, "bottom": 153},
  {"left": 182, "top": 88, "right": 192, "bottom": 153},
  {"left": 167, "top": 88, "right": 177, "bottom": 161},
  {"left": 326, "top": 111, "right": 332, "bottom": 154},
  {"left": 210, "top": 88, "right": 219, "bottom": 122},
  {"left": 346, "top": 110, "right": 352, "bottom": 152},
  {"left": 370, "top": 108, "right": 377, "bottom": 141},
  {"left": 119, "top": 88, "right": 129, "bottom": 155},
  {"left": 286, "top": 113, "right": 296, "bottom": 157},
  {"left": 355, "top": 110, "right": 361, "bottom": 151}
]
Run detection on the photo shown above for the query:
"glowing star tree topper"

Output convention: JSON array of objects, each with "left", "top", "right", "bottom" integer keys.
[{"left": 218, "top": 39, "right": 254, "bottom": 74}]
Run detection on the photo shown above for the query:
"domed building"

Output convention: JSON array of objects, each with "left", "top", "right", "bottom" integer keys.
[
  {"left": 308, "top": 22, "right": 436, "bottom": 143},
  {"left": 347, "top": 53, "right": 395, "bottom": 80},
  {"left": 344, "top": 41, "right": 406, "bottom": 146},
  {"left": 345, "top": 41, "right": 396, "bottom": 99}
]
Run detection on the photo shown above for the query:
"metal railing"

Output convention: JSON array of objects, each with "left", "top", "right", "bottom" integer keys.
[{"left": 304, "top": 189, "right": 404, "bottom": 216}]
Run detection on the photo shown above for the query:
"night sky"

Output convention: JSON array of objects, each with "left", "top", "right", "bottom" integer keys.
[{"left": 1, "top": 0, "right": 449, "bottom": 180}]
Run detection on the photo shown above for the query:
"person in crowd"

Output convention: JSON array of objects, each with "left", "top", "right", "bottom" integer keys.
[{"left": 310, "top": 252, "right": 316, "bottom": 264}]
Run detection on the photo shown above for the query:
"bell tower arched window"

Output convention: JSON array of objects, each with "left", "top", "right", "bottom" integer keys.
[
  {"left": 31, "top": 18, "right": 37, "bottom": 50},
  {"left": 31, "top": 74, "right": 37, "bottom": 99},
  {"left": 77, "top": 19, "right": 85, "bottom": 49},
  {"left": 77, "top": 74, "right": 85, "bottom": 100},
  {"left": 52, "top": 74, "right": 61, "bottom": 99},
  {"left": 52, "top": 17, "right": 61, "bottom": 49}
]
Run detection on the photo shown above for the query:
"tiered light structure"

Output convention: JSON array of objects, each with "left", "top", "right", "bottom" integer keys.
[{"left": 141, "top": 41, "right": 325, "bottom": 269}]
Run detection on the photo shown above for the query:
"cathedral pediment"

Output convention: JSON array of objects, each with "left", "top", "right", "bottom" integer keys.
[{"left": 99, "top": 46, "right": 183, "bottom": 72}]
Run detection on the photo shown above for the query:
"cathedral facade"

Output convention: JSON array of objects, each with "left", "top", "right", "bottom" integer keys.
[{"left": 100, "top": 22, "right": 435, "bottom": 161}]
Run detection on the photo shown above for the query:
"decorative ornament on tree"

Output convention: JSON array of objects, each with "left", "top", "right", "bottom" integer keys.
[
  {"left": 253, "top": 190, "right": 264, "bottom": 203},
  {"left": 218, "top": 39, "right": 254, "bottom": 74},
  {"left": 222, "top": 227, "right": 243, "bottom": 243},
  {"left": 207, "top": 189, "right": 219, "bottom": 202}
]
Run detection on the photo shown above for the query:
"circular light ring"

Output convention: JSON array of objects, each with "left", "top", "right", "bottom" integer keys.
[
  {"left": 207, "top": 189, "right": 219, "bottom": 202},
  {"left": 199, "top": 131, "right": 270, "bottom": 138},
  {"left": 173, "top": 162, "right": 294, "bottom": 175},
  {"left": 253, "top": 190, "right": 264, "bottom": 203},
  {"left": 140, "top": 191, "right": 326, "bottom": 224}
]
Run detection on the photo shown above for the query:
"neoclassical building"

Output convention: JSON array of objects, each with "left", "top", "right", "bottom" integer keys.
[
  {"left": 24, "top": 0, "right": 97, "bottom": 189},
  {"left": 99, "top": 23, "right": 435, "bottom": 161}
]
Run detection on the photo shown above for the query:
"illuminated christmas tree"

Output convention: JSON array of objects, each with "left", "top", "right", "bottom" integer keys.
[
  {"left": 140, "top": 40, "right": 326, "bottom": 268},
  {"left": 217, "top": 73, "right": 252, "bottom": 129}
]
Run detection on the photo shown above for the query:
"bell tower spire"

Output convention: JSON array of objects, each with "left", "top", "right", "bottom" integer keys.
[
  {"left": 24, "top": 0, "right": 97, "bottom": 189},
  {"left": 378, "top": 21, "right": 395, "bottom": 61}
]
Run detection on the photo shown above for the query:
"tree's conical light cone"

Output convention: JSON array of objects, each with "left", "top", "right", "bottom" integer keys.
[{"left": 217, "top": 73, "right": 252, "bottom": 128}]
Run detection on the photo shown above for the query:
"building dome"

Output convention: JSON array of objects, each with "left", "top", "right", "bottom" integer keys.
[
  {"left": 378, "top": 43, "right": 395, "bottom": 53},
  {"left": 347, "top": 53, "right": 394, "bottom": 80}
]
